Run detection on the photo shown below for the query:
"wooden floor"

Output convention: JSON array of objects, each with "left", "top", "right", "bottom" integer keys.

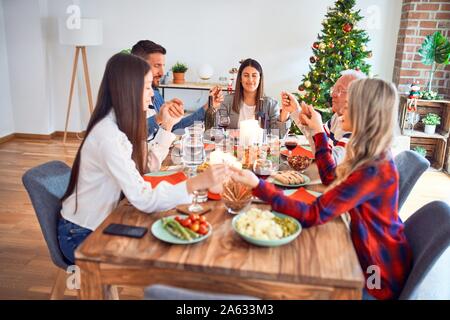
[{"left": 0, "top": 137, "right": 449, "bottom": 299}]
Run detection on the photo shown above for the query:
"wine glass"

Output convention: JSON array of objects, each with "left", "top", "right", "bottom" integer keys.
[
  {"left": 209, "top": 127, "right": 224, "bottom": 146},
  {"left": 253, "top": 158, "right": 273, "bottom": 180},
  {"left": 218, "top": 109, "right": 231, "bottom": 137},
  {"left": 405, "top": 112, "right": 420, "bottom": 135},
  {"left": 284, "top": 133, "right": 298, "bottom": 157}
]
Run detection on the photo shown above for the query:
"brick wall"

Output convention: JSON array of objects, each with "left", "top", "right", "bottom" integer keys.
[{"left": 393, "top": 0, "right": 450, "bottom": 99}]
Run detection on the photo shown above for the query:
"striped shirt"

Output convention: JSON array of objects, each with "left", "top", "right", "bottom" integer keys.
[
  {"left": 323, "top": 113, "right": 351, "bottom": 148},
  {"left": 253, "top": 132, "right": 412, "bottom": 300}
]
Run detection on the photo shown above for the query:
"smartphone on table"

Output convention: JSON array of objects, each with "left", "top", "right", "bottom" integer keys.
[{"left": 103, "top": 223, "right": 148, "bottom": 238}]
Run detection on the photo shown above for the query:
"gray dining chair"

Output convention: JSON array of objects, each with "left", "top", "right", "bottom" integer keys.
[
  {"left": 399, "top": 201, "right": 450, "bottom": 299},
  {"left": 144, "top": 284, "right": 259, "bottom": 300},
  {"left": 394, "top": 150, "right": 430, "bottom": 211},
  {"left": 22, "top": 160, "right": 72, "bottom": 299}
]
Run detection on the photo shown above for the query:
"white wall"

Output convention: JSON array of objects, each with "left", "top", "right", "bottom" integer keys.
[
  {"left": 3, "top": 0, "right": 52, "bottom": 134},
  {"left": 2, "top": 0, "right": 402, "bottom": 135},
  {"left": 0, "top": 0, "right": 14, "bottom": 137}
]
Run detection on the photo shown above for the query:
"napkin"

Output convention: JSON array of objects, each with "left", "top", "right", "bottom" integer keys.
[
  {"left": 143, "top": 171, "right": 187, "bottom": 188},
  {"left": 204, "top": 143, "right": 215, "bottom": 151},
  {"left": 207, "top": 192, "right": 221, "bottom": 201},
  {"left": 287, "top": 187, "right": 317, "bottom": 204},
  {"left": 282, "top": 146, "right": 314, "bottom": 159}
]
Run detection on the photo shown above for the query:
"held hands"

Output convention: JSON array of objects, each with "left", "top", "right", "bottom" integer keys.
[
  {"left": 281, "top": 91, "right": 300, "bottom": 114},
  {"left": 280, "top": 91, "right": 300, "bottom": 123},
  {"left": 186, "top": 164, "right": 230, "bottom": 194},
  {"left": 158, "top": 99, "right": 184, "bottom": 131},
  {"left": 229, "top": 167, "right": 259, "bottom": 189},
  {"left": 299, "top": 103, "right": 324, "bottom": 135}
]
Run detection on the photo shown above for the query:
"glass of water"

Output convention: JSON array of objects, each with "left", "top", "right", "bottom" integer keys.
[{"left": 181, "top": 132, "right": 207, "bottom": 212}]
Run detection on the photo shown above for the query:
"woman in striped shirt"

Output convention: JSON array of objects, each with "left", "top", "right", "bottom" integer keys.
[{"left": 231, "top": 78, "right": 412, "bottom": 300}]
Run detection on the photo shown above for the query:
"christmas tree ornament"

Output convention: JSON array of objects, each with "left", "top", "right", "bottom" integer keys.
[
  {"left": 310, "top": 56, "right": 317, "bottom": 64},
  {"left": 367, "top": 51, "right": 373, "bottom": 58},
  {"left": 313, "top": 42, "right": 320, "bottom": 49},
  {"left": 361, "top": 45, "right": 367, "bottom": 52},
  {"left": 298, "top": 85, "right": 305, "bottom": 92},
  {"left": 342, "top": 23, "right": 353, "bottom": 33},
  {"left": 304, "top": 80, "right": 312, "bottom": 88},
  {"left": 329, "top": 42, "right": 335, "bottom": 49},
  {"left": 319, "top": 42, "right": 326, "bottom": 50}
]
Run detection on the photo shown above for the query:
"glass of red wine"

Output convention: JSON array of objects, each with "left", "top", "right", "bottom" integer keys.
[
  {"left": 253, "top": 158, "right": 273, "bottom": 180},
  {"left": 218, "top": 110, "right": 230, "bottom": 132},
  {"left": 284, "top": 133, "right": 298, "bottom": 157}
]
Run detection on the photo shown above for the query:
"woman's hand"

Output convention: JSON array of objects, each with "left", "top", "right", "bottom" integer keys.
[
  {"left": 300, "top": 104, "right": 324, "bottom": 135},
  {"left": 186, "top": 164, "right": 229, "bottom": 194},
  {"left": 229, "top": 167, "right": 259, "bottom": 188},
  {"left": 211, "top": 86, "right": 224, "bottom": 109},
  {"left": 280, "top": 91, "right": 300, "bottom": 123}
]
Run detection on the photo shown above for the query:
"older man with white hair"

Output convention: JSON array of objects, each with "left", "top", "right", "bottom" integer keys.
[{"left": 281, "top": 70, "right": 367, "bottom": 164}]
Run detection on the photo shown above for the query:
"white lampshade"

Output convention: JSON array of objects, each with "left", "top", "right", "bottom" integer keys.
[
  {"left": 58, "top": 18, "right": 103, "bottom": 46},
  {"left": 197, "top": 64, "right": 214, "bottom": 80}
]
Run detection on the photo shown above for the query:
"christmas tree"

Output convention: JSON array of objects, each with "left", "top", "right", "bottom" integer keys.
[{"left": 292, "top": 0, "right": 372, "bottom": 132}]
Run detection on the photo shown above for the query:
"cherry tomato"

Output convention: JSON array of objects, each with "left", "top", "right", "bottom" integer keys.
[
  {"left": 189, "top": 213, "right": 200, "bottom": 222},
  {"left": 199, "top": 216, "right": 206, "bottom": 223},
  {"left": 190, "top": 222, "right": 200, "bottom": 232},
  {"left": 174, "top": 216, "right": 182, "bottom": 223},
  {"left": 198, "top": 224, "right": 209, "bottom": 235},
  {"left": 181, "top": 218, "right": 192, "bottom": 228}
]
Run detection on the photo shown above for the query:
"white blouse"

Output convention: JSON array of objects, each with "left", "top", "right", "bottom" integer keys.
[
  {"left": 238, "top": 103, "right": 256, "bottom": 125},
  {"left": 61, "top": 111, "right": 192, "bottom": 230}
]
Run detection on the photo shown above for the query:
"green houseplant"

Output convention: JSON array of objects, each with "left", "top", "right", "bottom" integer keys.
[
  {"left": 418, "top": 31, "right": 450, "bottom": 98},
  {"left": 413, "top": 146, "right": 427, "bottom": 158},
  {"left": 422, "top": 113, "right": 441, "bottom": 135},
  {"left": 171, "top": 62, "right": 188, "bottom": 84}
]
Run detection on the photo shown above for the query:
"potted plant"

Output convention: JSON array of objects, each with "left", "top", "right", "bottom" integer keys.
[
  {"left": 421, "top": 113, "right": 441, "bottom": 135},
  {"left": 171, "top": 62, "right": 188, "bottom": 84},
  {"left": 418, "top": 31, "right": 450, "bottom": 99},
  {"left": 413, "top": 146, "right": 427, "bottom": 158}
]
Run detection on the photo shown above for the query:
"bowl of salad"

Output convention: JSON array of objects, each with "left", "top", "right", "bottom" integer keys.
[{"left": 231, "top": 208, "right": 302, "bottom": 247}]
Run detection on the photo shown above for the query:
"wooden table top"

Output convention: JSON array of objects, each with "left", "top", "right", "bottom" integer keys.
[{"left": 76, "top": 163, "right": 364, "bottom": 289}]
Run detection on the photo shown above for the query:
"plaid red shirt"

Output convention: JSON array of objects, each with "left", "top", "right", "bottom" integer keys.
[{"left": 253, "top": 132, "right": 412, "bottom": 300}]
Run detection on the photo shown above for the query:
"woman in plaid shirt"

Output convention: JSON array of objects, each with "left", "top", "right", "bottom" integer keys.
[{"left": 231, "top": 78, "right": 412, "bottom": 300}]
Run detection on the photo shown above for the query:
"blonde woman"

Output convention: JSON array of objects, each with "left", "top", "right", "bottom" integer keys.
[{"left": 231, "top": 78, "right": 412, "bottom": 300}]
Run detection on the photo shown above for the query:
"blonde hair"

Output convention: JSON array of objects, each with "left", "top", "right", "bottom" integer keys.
[{"left": 333, "top": 78, "right": 399, "bottom": 186}]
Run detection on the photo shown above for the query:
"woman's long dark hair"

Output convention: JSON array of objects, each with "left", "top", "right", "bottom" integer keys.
[
  {"left": 61, "top": 53, "right": 150, "bottom": 212},
  {"left": 231, "top": 58, "right": 265, "bottom": 114}
]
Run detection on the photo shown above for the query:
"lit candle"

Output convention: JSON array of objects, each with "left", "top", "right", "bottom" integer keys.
[{"left": 239, "top": 120, "right": 263, "bottom": 146}]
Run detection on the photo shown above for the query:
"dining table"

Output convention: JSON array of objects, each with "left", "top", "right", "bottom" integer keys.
[{"left": 75, "top": 143, "right": 365, "bottom": 300}]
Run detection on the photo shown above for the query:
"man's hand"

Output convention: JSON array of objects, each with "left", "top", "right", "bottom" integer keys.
[{"left": 300, "top": 104, "right": 324, "bottom": 135}]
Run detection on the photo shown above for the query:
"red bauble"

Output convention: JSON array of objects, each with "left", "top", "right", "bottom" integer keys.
[
  {"left": 298, "top": 85, "right": 305, "bottom": 92},
  {"left": 329, "top": 42, "right": 335, "bottom": 49},
  {"left": 310, "top": 56, "right": 317, "bottom": 63},
  {"left": 343, "top": 23, "right": 353, "bottom": 33},
  {"left": 313, "top": 42, "right": 320, "bottom": 49}
]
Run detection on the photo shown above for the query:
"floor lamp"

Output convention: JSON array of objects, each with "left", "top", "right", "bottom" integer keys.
[{"left": 58, "top": 18, "right": 103, "bottom": 143}]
